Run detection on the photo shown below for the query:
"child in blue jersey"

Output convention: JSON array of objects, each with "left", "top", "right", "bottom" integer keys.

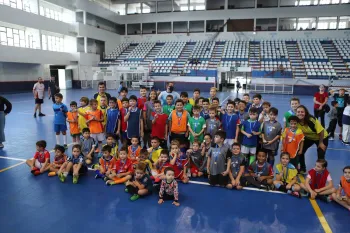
[
  {"left": 53, "top": 93, "right": 68, "bottom": 148},
  {"left": 106, "top": 97, "right": 120, "bottom": 136},
  {"left": 58, "top": 144, "right": 87, "bottom": 184},
  {"left": 241, "top": 108, "right": 261, "bottom": 165},
  {"left": 124, "top": 95, "right": 144, "bottom": 145},
  {"left": 242, "top": 93, "right": 252, "bottom": 112},
  {"left": 200, "top": 98, "right": 210, "bottom": 120},
  {"left": 220, "top": 101, "right": 240, "bottom": 147}
]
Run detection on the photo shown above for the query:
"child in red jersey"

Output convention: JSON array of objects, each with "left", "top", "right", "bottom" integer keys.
[
  {"left": 151, "top": 100, "right": 168, "bottom": 148},
  {"left": 137, "top": 86, "right": 148, "bottom": 110},
  {"left": 95, "top": 145, "right": 116, "bottom": 180},
  {"left": 170, "top": 140, "right": 189, "bottom": 183},
  {"left": 332, "top": 166, "right": 350, "bottom": 211},
  {"left": 48, "top": 145, "right": 67, "bottom": 177},
  {"left": 300, "top": 159, "right": 336, "bottom": 202},
  {"left": 106, "top": 146, "right": 133, "bottom": 186},
  {"left": 26, "top": 140, "right": 50, "bottom": 176},
  {"left": 152, "top": 149, "right": 171, "bottom": 182}
]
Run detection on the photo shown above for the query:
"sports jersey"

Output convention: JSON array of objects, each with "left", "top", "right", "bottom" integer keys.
[
  {"left": 53, "top": 154, "right": 67, "bottom": 165},
  {"left": 99, "top": 156, "right": 116, "bottom": 171},
  {"left": 126, "top": 107, "right": 142, "bottom": 138},
  {"left": 53, "top": 103, "right": 68, "bottom": 125},
  {"left": 281, "top": 128, "right": 304, "bottom": 158},
  {"left": 262, "top": 120, "right": 282, "bottom": 151},
  {"left": 93, "top": 92, "right": 111, "bottom": 107},
  {"left": 307, "top": 168, "right": 331, "bottom": 190},
  {"left": 155, "top": 161, "right": 171, "bottom": 174},
  {"left": 184, "top": 103, "right": 193, "bottom": 115},
  {"left": 314, "top": 92, "right": 328, "bottom": 109},
  {"left": 162, "top": 104, "right": 175, "bottom": 116},
  {"left": 106, "top": 107, "right": 120, "bottom": 134},
  {"left": 120, "top": 108, "right": 128, "bottom": 132},
  {"left": 128, "top": 145, "right": 142, "bottom": 161},
  {"left": 237, "top": 111, "right": 249, "bottom": 122},
  {"left": 85, "top": 109, "right": 104, "bottom": 134},
  {"left": 33, "top": 82, "right": 44, "bottom": 99},
  {"left": 67, "top": 154, "right": 85, "bottom": 164},
  {"left": 221, "top": 113, "right": 240, "bottom": 139},
  {"left": 297, "top": 117, "right": 328, "bottom": 141},
  {"left": 206, "top": 118, "right": 221, "bottom": 138},
  {"left": 207, "top": 144, "right": 231, "bottom": 176},
  {"left": 340, "top": 176, "right": 350, "bottom": 197},
  {"left": 98, "top": 105, "right": 108, "bottom": 128},
  {"left": 241, "top": 119, "right": 261, "bottom": 147},
  {"left": 134, "top": 174, "right": 153, "bottom": 192},
  {"left": 170, "top": 152, "right": 189, "bottom": 179},
  {"left": 103, "top": 143, "right": 118, "bottom": 159},
  {"left": 169, "top": 110, "right": 189, "bottom": 134},
  {"left": 80, "top": 136, "right": 97, "bottom": 156},
  {"left": 151, "top": 112, "right": 168, "bottom": 140},
  {"left": 200, "top": 109, "right": 210, "bottom": 121},
  {"left": 188, "top": 116, "right": 206, "bottom": 142},
  {"left": 137, "top": 96, "right": 147, "bottom": 110},
  {"left": 189, "top": 150, "right": 204, "bottom": 171},
  {"left": 230, "top": 153, "right": 246, "bottom": 178},
  {"left": 67, "top": 111, "right": 80, "bottom": 135},
  {"left": 283, "top": 110, "right": 296, "bottom": 127},
  {"left": 149, "top": 146, "right": 162, "bottom": 163},
  {"left": 78, "top": 105, "right": 91, "bottom": 133},
  {"left": 34, "top": 150, "right": 50, "bottom": 163},
  {"left": 333, "top": 93, "right": 349, "bottom": 109},
  {"left": 249, "top": 161, "right": 273, "bottom": 177},
  {"left": 275, "top": 163, "right": 297, "bottom": 184},
  {"left": 113, "top": 158, "right": 133, "bottom": 174}
]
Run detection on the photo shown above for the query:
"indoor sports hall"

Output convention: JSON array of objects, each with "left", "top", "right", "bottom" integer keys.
[{"left": 0, "top": 1, "right": 350, "bottom": 233}]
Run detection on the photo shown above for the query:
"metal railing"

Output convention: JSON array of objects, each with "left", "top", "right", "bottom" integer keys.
[{"left": 250, "top": 83, "right": 294, "bottom": 94}]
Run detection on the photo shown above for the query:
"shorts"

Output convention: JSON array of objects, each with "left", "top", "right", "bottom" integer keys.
[
  {"left": 209, "top": 174, "right": 228, "bottom": 186},
  {"left": 229, "top": 176, "right": 246, "bottom": 187},
  {"left": 241, "top": 145, "right": 257, "bottom": 155},
  {"left": 91, "top": 133, "right": 105, "bottom": 142},
  {"left": 224, "top": 139, "right": 234, "bottom": 147},
  {"left": 71, "top": 133, "right": 81, "bottom": 137},
  {"left": 337, "top": 108, "right": 344, "bottom": 127},
  {"left": 35, "top": 98, "right": 44, "bottom": 104},
  {"left": 68, "top": 165, "right": 88, "bottom": 175},
  {"left": 54, "top": 124, "right": 67, "bottom": 133},
  {"left": 170, "top": 133, "right": 188, "bottom": 145},
  {"left": 190, "top": 165, "right": 201, "bottom": 176}
]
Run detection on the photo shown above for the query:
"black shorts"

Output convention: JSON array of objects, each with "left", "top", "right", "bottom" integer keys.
[
  {"left": 35, "top": 98, "right": 44, "bottom": 104},
  {"left": 209, "top": 174, "right": 228, "bottom": 186},
  {"left": 337, "top": 107, "right": 344, "bottom": 127}
]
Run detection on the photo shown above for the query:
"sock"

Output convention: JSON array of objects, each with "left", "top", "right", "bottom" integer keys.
[
  {"left": 291, "top": 185, "right": 295, "bottom": 191},
  {"left": 56, "top": 135, "right": 60, "bottom": 145},
  {"left": 63, "top": 172, "right": 68, "bottom": 177},
  {"left": 249, "top": 155, "right": 255, "bottom": 165},
  {"left": 287, "top": 190, "right": 292, "bottom": 194},
  {"left": 275, "top": 183, "right": 281, "bottom": 189},
  {"left": 113, "top": 176, "right": 129, "bottom": 184},
  {"left": 63, "top": 135, "right": 67, "bottom": 145},
  {"left": 278, "top": 185, "right": 287, "bottom": 192}
]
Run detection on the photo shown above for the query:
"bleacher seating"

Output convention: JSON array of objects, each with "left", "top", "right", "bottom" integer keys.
[{"left": 99, "top": 39, "right": 350, "bottom": 79}]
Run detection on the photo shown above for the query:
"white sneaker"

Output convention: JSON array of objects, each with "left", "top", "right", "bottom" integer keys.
[
  {"left": 0, "top": 143, "right": 4, "bottom": 148},
  {"left": 329, "top": 137, "right": 334, "bottom": 141}
]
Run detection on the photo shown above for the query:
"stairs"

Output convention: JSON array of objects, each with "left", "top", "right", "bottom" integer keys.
[
  {"left": 171, "top": 42, "right": 196, "bottom": 75},
  {"left": 322, "top": 40, "right": 350, "bottom": 79},
  {"left": 286, "top": 41, "right": 307, "bottom": 78},
  {"left": 208, "top": 41, "right": 225, "bottom": 68},
  {"left": 140, "top": 43, "right": 165, "bottom": 67},
  {"left": 248, "top": 41, "right": 260, "bottom": 69},
  {"left": 115, "top": 43, "right": 138, "bottom": 65}
]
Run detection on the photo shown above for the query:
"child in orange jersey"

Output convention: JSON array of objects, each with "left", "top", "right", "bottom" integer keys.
[
  {"left": 128, "top": 136, "right": 142, "bottom": 164},
  {"left": 48, "top": 145, "right": 67, "bottom": 177},
  {"left": 67, "top": 101, "right": 80, "bottom": 144},
  {"left": 95, "top": 145, "right": 116, "bottom": 180},
  {"left": 106, "top": 146, "right": 133, "bottom": 186},
  {"left": 152, "top": 149, "right": 171, "bottom": 183},
  {"left": 331, "top": 166, "right": 350, "bottom": 211}
]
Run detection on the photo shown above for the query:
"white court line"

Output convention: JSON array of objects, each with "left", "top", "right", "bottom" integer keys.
[
  {"left": 221, "top": 95, "right": 232, "bottom": 104},
  {"left": 10, "top": 100, "right": 34, "bottom": 104},
  {"left": 16, "top": 112, "right": 54, "bottom": 117}
]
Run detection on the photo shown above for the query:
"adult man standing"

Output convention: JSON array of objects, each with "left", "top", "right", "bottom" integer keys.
[
  {"left": 158, "top": 82, "right": 180, "bottom": 106},
  {"left": 0, "top": 95, "right": 12, "bottom": 148},
  {"left": 93, "top": 81, "right": 111, "bottom": 106},
  {"left": 48, "top": 76, "right": 60, "bottom": 104},
  {"left": 33, "top": 77, "right": 46, "bottom": 118}
]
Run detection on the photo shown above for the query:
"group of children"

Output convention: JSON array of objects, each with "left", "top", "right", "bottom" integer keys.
[{"left": 24, "top": 82, "right": 350, "bottom": 211}]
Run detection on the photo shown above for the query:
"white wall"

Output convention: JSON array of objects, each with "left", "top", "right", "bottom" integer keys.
[
  {"left": 0, "top": 62, "right": 44, "bottom": 82},
  {"left": 77, "top": 23, "right": 121, "bottom": 54},
  {"left": 121, "top": 30, "right": 350, "bottom": 42}
]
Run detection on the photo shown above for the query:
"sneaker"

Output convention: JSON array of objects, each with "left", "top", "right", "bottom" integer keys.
[
  {"left": 48, "top": 172, "right": 56, "bottom": 177},
  {"left": 103, "top": 177, "right": 108, "bottom": 182},
  {"left": 33, "top": 170, "right": 41, "bottom": 176},
  {"left": 34, "top": 113, "right": 36, "bottom": 118},
  {"left": 38, "top": 113, "right": 45, "bottom": 117},
  {"left": 339, "top": 134, "right": 343, "bottom": 141},
  {"left": 73, "top": 175, "right": 78, "bottom": 184},
  {"left": 106, "top": 180, "right": 115, "bottom": 186},
  {"left": 291, "top": 191, "right": 301, "bottom": 198},
  {"left": 31, "top": 167, "right": 39, "bottom": 174},
  {"left": 63, "top": 144, "right": 68, "bottom": 149},
  {"left": 329, "top": 137, "right": 334, "bottom": 141},
  {"left": 59, "top": 173, "right": 66, "bottom": 183},
  {"left": 130, "top": 194, "right": 139, "bottom": 201},
  {"left": 125, "top": 188, "right": 129, "bottom": 193},
  {"left": 0, "top": 143, "right": 4, "bottom": 148},
  {"left": 318, "top": 195, "right": 331, "bottom": 203}
]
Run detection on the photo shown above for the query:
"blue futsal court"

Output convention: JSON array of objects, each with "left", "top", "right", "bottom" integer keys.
[{"left": 0, "top": 89, "right": 349, "bottom": 233}]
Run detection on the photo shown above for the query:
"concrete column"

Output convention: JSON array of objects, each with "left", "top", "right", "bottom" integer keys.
[
  {"left": 84, "top": 37, "right": 87, "bottom": 53},
  {"left": 83, "top": 11, "right": 86, "bottom": 24}
]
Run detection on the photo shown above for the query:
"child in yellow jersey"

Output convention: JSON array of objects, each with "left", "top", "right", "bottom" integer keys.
[
  {"left": 273, "top": 152, "right": 301, "bottom": 198},
  {"left": 97, "top": 133, "right": 118, "bottom": 159},
  {"left": 136, "top": 149, "right": 153, "bottom": 175},
  {"left": 78, "top": 97, "right": 90, "bottom": 133},
  {"left": 147, "top": 136, "right": 162, "bottom": 164},
  {"left": 98, "top": 96, "right": 108, "bottom": 130}
]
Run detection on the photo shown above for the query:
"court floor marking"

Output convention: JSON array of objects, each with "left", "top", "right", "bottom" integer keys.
[
  {"left": 0, "top": 143, "right": 74, "bottom": 173},
  {"left": 299, "top": 175, "right": 333, "bottom": 233}
]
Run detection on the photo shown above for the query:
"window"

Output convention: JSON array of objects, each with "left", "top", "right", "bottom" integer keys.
[
  {"left": 157, "top": 22, "right": 171, "bottom": 33},
  {"left": 257, "top": 0, "right": 278, "bottom": 7},
  {"left": 341, "top": 0, "right": 350, "bottom": 3},
  {"left": 114, "top": 4, "right": 126, "bottom": 15},
  {"left": 174, "top": 0, "right": 188, "bottom": 11},
  {"left": 0, "top": 26, "right": 25, "bottom": 47},
  {"left": 297, "top": 0, "right": 319, "bottom": 5},
  {"left": 339, "top": 16, "right": 350, "bottom": 29},
  {"left": 256, "top": 18, "right": 277, "bottom": 31},
  {"left": 279, "top": 18, "right": 297, "bottom": 31},
  {"left": 42, "top": 34, "right": 64, "bottom": 52},
  {"left": 297, "top": 17, "right": 317, "bottom": 30},
  {"left": 127, "top": 3, "right": 141, "bottom": 14},
  {"left": 157, "top": 0, "right": 172, "bottom": 12},
  {"left": 317, "top": 17, "right": 337, "bottom": 30},
  {"left": 228, "top": 0, "right": 255, "bottom": 9},
  {"left": 190, "top": 0, "right": 205, "bottom": 11},
  {"left": 319, "top": 0, "right": 340, "bottom": 4},
  {"left": 142, "top": 2, "right": 156, "bottom": 13},
  {"left": 0, "top": 0, "right": 24, "bottom": 10},
  {"left": 206, "top": 0, "right": 224, "bottom": 10},
  {"left": 39, "top": 6, "right": 44, "bottom": 15}
]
